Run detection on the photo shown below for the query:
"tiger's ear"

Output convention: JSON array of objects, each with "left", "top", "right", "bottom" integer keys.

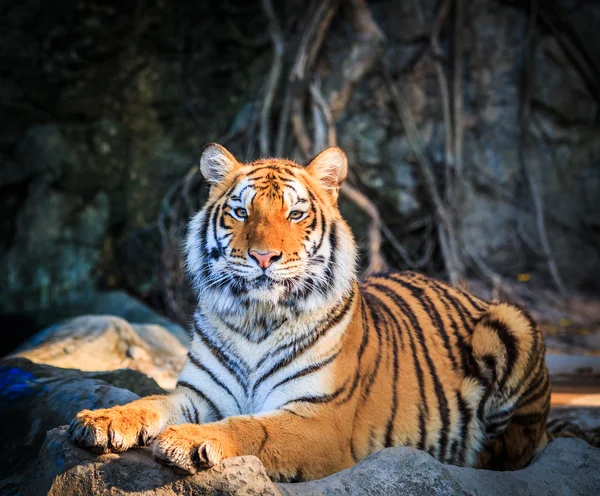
[
  {"left": 306, "top": 147, "right": 348, "bottom": 193},
  {"left": 200, "top": 143, "right": 240, "bottom": 184}
]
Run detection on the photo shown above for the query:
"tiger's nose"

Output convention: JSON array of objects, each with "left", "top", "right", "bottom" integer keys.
[{"left": 248, "top": 250, "right": 282, "bottom": 270}]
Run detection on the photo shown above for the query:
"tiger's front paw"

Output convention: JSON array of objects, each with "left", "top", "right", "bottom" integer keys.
[
  {"left": 152, "top": 425, "right": 234, "bottom": 475},
  {"left": 69, "top": 407, "right": 156, "bottom": 454}
]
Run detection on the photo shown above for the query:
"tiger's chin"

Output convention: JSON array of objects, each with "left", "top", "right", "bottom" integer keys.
[{"left": 240, "top": 276, "right": 289, "bottom": 304}]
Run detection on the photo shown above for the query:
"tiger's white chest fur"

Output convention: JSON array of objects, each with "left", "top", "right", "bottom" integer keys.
[{"left": 177, "top": 296, "right": 353, "bottom": 420}]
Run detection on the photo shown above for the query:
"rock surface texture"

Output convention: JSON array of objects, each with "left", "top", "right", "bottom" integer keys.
[
  {"left": 13, "top": 314, "right": 188, "bottom": 389},
  {"left": 24, "top": 429, "right": 600, "bottom": 496},
  {"left": 0, "top": 357, "right": 164, "bottom": 495},
  {"left": 2, "top": 316, "right": 599, "bottom": 495},
  {"left": 2, "top": 0, "right": 600, "bottom": 328},
  {"left": 25, "top": 427, "right": 280, "bottom": 496}
]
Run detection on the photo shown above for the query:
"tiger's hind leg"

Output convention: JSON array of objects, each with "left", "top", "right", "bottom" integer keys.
[{"left": 471, "top": 302, "right": 551, "bottom": 470}]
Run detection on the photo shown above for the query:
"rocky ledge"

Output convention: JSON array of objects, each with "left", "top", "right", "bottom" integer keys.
[
  {"left": 2, "top": 313, "right": 600, "bottom": 495},
  {"left": 24, "top": 428, "right": 600, "bottom": 496}
]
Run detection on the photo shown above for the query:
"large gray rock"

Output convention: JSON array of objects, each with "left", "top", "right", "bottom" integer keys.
[
  {"left": 23, "top": 429, "right": 600, "bottom": 496},
  {"left": 0, "top": 357, "right": 165, "bottom": 495},
  {"left": 0, "top": 179, "right": 110, "bottom": 314},
  {"left": 454, "top": 0, "right": 600, "bottom": 288},
  {"left": 9, "top": 290, "right": 190, "bottom": 349},
  {"left": 279, "top": 439, "right": 600, "bottom": 496},
  {"left": 24, "top": 427, "right": 280, "bottom": 496},
  {"left": 13, "top": 314, "right": 187, "bottom": 390}
]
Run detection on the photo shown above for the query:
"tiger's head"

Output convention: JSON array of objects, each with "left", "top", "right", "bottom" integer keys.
[{"left": 186, "top": 143, "right": 357, "bottom": 317}]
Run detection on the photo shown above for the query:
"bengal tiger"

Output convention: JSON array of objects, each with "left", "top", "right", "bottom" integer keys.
[{"left": 69, "top": 144, "right": 551, "bottom": 481}]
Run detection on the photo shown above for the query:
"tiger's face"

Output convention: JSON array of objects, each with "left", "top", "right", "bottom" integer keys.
[{"left": 186, "top": 144, "right": 357, "bottom": 316}]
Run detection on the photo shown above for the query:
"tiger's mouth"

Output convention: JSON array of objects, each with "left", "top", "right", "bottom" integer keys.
[{"left": 252, "top": 274, "right": 275, "bottom": 288}]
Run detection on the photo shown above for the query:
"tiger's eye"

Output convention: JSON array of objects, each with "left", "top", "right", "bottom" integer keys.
[
  {"left": 289, "top": 210, "right": 304, "bottom": 220},
  {"left": 234, "top": 207, "right": 248, "bottom": 219}
]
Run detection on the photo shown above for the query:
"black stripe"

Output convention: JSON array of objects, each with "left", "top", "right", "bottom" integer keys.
[
  {"left": 270, "top": 349, "right": 341, "bottom": 390},
  {"left": 486, "top": 406, "right": 515, "bottom": 422},
  {"left": 449, "top": 439, "right": 459, "bottom": 463},
  {"left": 364, "top": 285, "right": 429, "bottom": 451},
  {"left": 456, "top": 391, "right": 471, "bottom": 466},
  {"left": 283, "top": 379, "right": 348, "bottom": 406},
  {"left": 187, "top": 351, "right": 242, "bottom": 412},
  {"left": 254, "top": 289, "right": 354, "bottom": 383},
  {"left": 391, "top": 274, "right": 458, "bottom": 371},
  {"left": 360, "top": 292, "right": 384, "bottom": 398},
  {"left": 503, "top": 351, "right": 544, "bottom": 406},
  {"left": 357, "top": 296, "right": 371, "bottom": 359},
  {"left": 486, "top": 419, "right": 510, "bottom": 435},
  {"left": 426, "top": 278, "right": 481, "bottom": 330},
  {"left": 282, "top": 408, "right": 309, "bottom": 419},
  {"left": 425, "top": 281, "right": 474, "bottom": 375},
  {"left": 197, "top": 206, "right": 215, "bottom": 280},
  {"left": 190, "top": 402, "right": 200, "bottom": 424},
  {"left": 517, "top": 372, "right": 549, "bottom": 409},
  {"left": 245, "top": 164, "right": 299, "bottom": 179},
  {"left": 370, "top": 288, "right": 406, "bottom": 352},
  {"left": 504, "top": 320, "right": 544, "bottom": 402},
  {"left": 312, "top": 207, "right": 327, "bottom": 255},
  {"left": 480, "top": 316, "right": 518, "bottom": 392},
  {"left": 418, "top": 408, "right": 427, "bottom": 451},
  {"left": 177, "top": 380, "right": 223, "bottom": 420},
  {"left": 518, "top": 355, "right": 547, "bottom": 403},
  {"left": 193, "top": 319, "right": 249, "bottom": 392},
  {"left": 511, "top": 411, "right": 547, "bottom": 425},
  {"left": 369, "top": 280, "right": 450, "bottom": 463},
  {"left": 182, "top": 405, "right": 193, "bottom": 423},
  {"left": 211, "top": 203, "right": 224, "bottom": 256},
  {"left": 458, "top": 288, "right": 487, "bottom": 312},
  {"left": 384, "top": 328, "right": 400, "bottom": 447},
  {"left": 477, "top": 354, "right": 497, "bottom": 421}
]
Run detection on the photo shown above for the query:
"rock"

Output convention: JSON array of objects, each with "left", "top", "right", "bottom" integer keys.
[
  {"left": 3, "top": 351, "right": 599, "bottom": 495},
  {"left": 0, "top": 357, "right": 164, "bottom": 495},
  {"left": 339, "top": 114, "right": 387, "bottom": 178},
  {"left": 384, "top": 135, "right": 423, "bottom": 216},
  {"left": 278, "top": 439, "right": 600, "bottom": 496},
  {"left": 21, "top": 428, "right": 600, "bottom": 496},
  {"left": 0, "top": 180, "right": 110, "bottom": 315},
  {"left": 5, "top": 290, "right": 190, "bottom": 353},
  {"left": 24, "top": 427, "right": 281, "bottom": 496},
  {"left": 13, "top": 315, "right": 187, "bottom": 390}
]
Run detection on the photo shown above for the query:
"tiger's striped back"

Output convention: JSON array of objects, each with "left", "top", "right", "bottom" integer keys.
[{"left": 348, "top": 271, "right": 549, "bottom": 469}]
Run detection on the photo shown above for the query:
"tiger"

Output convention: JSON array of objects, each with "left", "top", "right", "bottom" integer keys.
[{"left": 69, "top": 144, "right": 552, "bottom": 481}]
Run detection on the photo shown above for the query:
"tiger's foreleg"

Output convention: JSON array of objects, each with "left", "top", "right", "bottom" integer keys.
[
  {"left": 69, "top": 392, "right": 193, "bottom": 454},
  {"left": 152, "top": 408, "right": 354, "bottom": 481}
]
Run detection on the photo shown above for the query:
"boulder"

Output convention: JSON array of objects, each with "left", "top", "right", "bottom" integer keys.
[
  {"left": 278, "top": 439, "right": 600, "bottom": 496},
  {"left": 23, "top": 429, "right": 600, "bottom": 496},
  {"left": 8, "top": 290, "right": 191, "bottom": 350},
  {"left": 13, "top": 314, "right": 187, "bottom": 390},
  {"left": 0, "top": 357, "right": 165, "bottom": 495},
  {"left": 2, "top": 349, "right": 599, "bottom": 495},
  {"left": 24, "top": 427, "right": 281, "bottom": 496}
]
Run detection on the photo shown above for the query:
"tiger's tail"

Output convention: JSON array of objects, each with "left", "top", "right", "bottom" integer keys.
[
  {"left": 470, "top": 302, "right": 550, "bottom": 470},
  {"left": 547, "top": 418, "right": 600, "bottom": 447}
]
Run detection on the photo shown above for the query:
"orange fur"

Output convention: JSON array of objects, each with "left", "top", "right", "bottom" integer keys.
[{"left": 70, "top": 146, "right": 551, "bottom": 481}]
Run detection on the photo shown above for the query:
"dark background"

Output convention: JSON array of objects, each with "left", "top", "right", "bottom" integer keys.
[{"left": 1, "top": 0, "right": 599, "bottom": 354}]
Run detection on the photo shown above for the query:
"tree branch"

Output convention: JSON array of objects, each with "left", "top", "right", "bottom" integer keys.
[
  {"left": 259, "top": 0, "right": 285, "bottom": 156},
  {"left": 520, "top": 0, "right": 568, "bottom": 297}
]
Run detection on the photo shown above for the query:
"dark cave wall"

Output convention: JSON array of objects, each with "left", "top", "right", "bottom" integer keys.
[{"left": 1, "top": 0, "right": 599, "bottom": 324}]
